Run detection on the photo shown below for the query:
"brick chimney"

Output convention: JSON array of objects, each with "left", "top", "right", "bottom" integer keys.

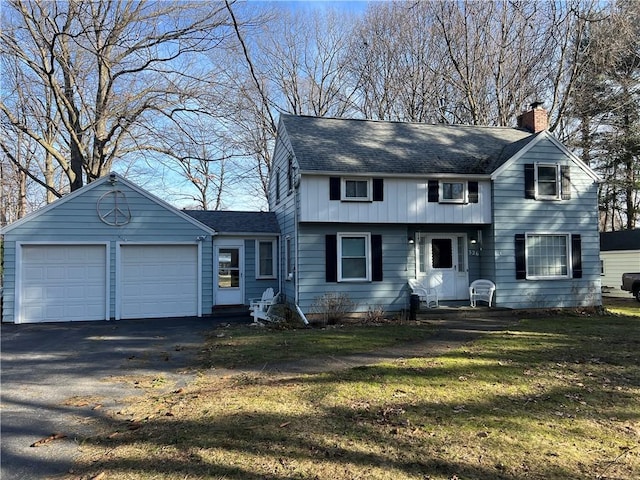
[{"left": 517, "top": 102, "right": 548, "bottom": 133}]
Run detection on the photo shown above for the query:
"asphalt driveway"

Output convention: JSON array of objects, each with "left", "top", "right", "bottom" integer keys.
[{"left": 1, "top": 316, "right": 238, "bottom": 480}]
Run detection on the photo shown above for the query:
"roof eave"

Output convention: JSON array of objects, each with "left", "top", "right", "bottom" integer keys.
[{"left": 299, "top": 170, "right": 492, "bottom": 179}]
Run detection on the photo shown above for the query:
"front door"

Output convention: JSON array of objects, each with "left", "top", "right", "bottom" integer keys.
[
  {"left": 423, "top": 235, "right": 469, "bottom": 300},
  {"left": 216, "top": 244, "right": 244, "bottom": 305}
]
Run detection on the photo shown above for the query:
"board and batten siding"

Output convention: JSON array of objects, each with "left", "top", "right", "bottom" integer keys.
[
  {"left": 299, "top": 176, "right": 491, "bottom": 224},
  {"left": 296, "top": 223, "right": 410, "bottom": 314},
  {"left": 492, "top": 137, "right": 601, "bottom": 309},
  {"left": 270, "top": 123, "right": 298, "bottom": 304},
  {"left": 2, "top": 180, "right": 213, "bottom": 323}
]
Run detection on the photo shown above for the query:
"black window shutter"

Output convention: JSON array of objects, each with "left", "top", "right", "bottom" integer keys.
[
  {"left": 372, "top": 234, "right": 383, "bottom": 282},
  {"left": 373, "top": 178, "right": 384, "bottom": 202},
  {"left": 329, "top": 177, "right": 340, "bottom": 200},
  {"left": 325, "top": 235, "right": 337, "bottom": 282},
  {"left": 571, "top": 234, "right": 582, "bottom": 278},
  {"left": 515, "top": 234, "right": 526, "bottom": 280},
  {"left": 524, "top": 164, "right": 535, "bottom": 199},
  {"left": 428, "top": 180, "right": 439, "bottom": 202},
  {"left": 468, "top": 181, "right": 479, "bottom": 203},
  {"left": 561, "top": 166, "right": 571, "bottom": 200}
]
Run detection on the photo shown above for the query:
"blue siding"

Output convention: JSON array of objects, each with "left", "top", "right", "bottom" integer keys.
[
  {"left": 242, "top": 239, "right": 279, "bottom": 305},
  {"left": 270, "top": 123, "right": 298, "bottom": 305},
  {"left": 297, "top": 224, "right": 410, "bottom": 314},
  {"left": 492, "top": 137, "right": 601, "bottom": 308},
  {"left": 2, "top": 179, "right": 212, "bottom": 322}
]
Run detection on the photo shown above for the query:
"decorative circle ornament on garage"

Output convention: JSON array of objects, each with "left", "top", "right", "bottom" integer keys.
[{"left": 97, "top": 190, "right": 132, "bottom": 226}]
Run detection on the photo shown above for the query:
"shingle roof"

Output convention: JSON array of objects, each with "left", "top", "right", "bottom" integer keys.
[
  {"left": 184, "top": 210, "right": 280, "bottom": 235},
  {"left": 280, "top": 114, "right": 534, "bottom": 175},
  {"left": 600, "top": 229, "right": 640, "bottom": 251}
]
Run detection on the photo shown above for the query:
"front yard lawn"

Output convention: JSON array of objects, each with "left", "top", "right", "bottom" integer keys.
[{"left": 70, "top": 306, "right": 639, "bottom": 480}]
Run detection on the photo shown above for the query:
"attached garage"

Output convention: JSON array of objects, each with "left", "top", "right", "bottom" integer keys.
[
  {"left": 1, "top": 173, "right": 216, "bottom": 324},
  {"left": 119, "top": 244, "right": 200, "bottom": 319},
  {"left": 18, "top": 244, "right": 108, "bottom": 323}
]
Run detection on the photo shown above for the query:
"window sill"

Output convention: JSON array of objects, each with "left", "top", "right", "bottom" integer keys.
[{"left": 525, "top": 275, "right": 571, "bottom": 280}]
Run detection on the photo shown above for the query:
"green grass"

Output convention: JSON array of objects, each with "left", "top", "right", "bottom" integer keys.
[
  {"left": 199, "top": 321, "right": 435, "bottom": 368},
  {"left": 69, "top": 310, "right": 639, "bottom": 480}
]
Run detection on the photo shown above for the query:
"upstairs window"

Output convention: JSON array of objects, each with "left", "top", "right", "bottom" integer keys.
[
  {"left": 428, "top": 180, "right": 478, "bottom": 203},
  {"left": 441, "top": 181, "right": 466, "bottom": 203},
  {"left": 525, "top": 163, "right": 571, "bottom": 200},
  {"left": 287, "top": 155, "right": 294, "bottom": 192},
  {"left": 330, "top": 177, "right": 383, "bottom": 202},
  {"left": 343, "top": 178, "right": 371, "bottom": 201},
  {"left": 536, "top": 164, "right": 559, "bottom": 199}
]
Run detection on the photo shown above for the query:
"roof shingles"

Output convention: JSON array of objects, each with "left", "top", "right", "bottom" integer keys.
[
  {"left": 280, "top": 114, "right": 534, "bottom": 175},
  {"left": 184, "top": 210, "right": 280, "bottom": 235}
]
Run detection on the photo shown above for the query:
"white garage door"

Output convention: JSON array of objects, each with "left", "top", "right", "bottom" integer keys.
[
  {"left": 120, "top": 245, "right": 198, "bottom": 319},
  {"left": 19, "top": 244, "right": 108, "bottom": 323}
]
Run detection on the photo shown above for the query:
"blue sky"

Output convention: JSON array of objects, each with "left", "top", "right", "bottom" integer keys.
[{"left": 254, "top": 0, "right": 372, "bottom": 14}]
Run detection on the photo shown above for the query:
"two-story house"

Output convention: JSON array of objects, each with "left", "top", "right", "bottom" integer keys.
[
  {"left": 270, "top": 106, "right": 602, "bottom": 313},
  {"left": 0, "top": 106, "right": 602, "bottom": 324}
]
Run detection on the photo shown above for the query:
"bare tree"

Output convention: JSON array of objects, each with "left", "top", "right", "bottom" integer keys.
[
  {"left": 221, "top": 2, "right": 358, "bottom": 202},
  {"left": 1, "top": 0, "right": 232, "bottom": 198}
]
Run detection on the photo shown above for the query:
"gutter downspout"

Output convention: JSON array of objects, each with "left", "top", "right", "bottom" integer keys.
[{"left": 292, "top": 171, "right": 308, "bottom": 325}]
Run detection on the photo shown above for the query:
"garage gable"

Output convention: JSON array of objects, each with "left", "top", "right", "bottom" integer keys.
[{"left": 1, "top": 173, "right": 215, "bottom": 237}]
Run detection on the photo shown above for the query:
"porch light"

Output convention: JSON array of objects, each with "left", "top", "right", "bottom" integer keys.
[{"left": 408, "top": 237, "right": 415, "bottom": 244}]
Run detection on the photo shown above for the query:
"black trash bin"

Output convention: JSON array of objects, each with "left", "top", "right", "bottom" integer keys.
[{"left": 409, "top": 294, "right": 420, "bottom": 320}]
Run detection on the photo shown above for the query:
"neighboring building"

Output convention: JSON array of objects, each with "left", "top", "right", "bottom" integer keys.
[
  {"left": 600, "top": 229, "right": 640, "bottom": 296},
  {"left": 0, "top": 174, "right": 279, "bottom": 324},
  {"left": 270, "top": 105, "right": 602, "bottom": 313}
]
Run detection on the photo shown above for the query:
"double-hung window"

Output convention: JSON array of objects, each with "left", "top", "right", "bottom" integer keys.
[
  {"left": 536, "top": 164, "right": 560, "bottom": 199},
  {"left": 256, "top": 240, "right": 276, "bottom": 279},
  {"left": 525, "top": 163, "right": 570, "bottom": 200},
  {"left": 526, "top": 233, "right": 570, "bottom": 279},
  {"left": 338, "top": 233, "right": 370, "bottom": 281}
]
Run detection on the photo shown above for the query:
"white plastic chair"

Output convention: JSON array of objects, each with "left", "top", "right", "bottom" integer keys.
[
  {"left": 469, "top": 279, "right": 496, "bottom": 307},
  {"left": 408, "top": 278, "right": 439, "bottom": 308}
]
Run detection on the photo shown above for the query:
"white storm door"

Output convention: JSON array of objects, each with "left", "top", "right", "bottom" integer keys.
[
  {"left": 120, "top": 244, "right": 199, "bottom": 319},
  {"left": 215, "top": 244, "right": 244, "bottom": 305},
  {"left": 425, "top": 235, "right": 458, "bottom": 300},
  {"left": 19, "top": 244, "right": 108, "bottom": 323}
]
